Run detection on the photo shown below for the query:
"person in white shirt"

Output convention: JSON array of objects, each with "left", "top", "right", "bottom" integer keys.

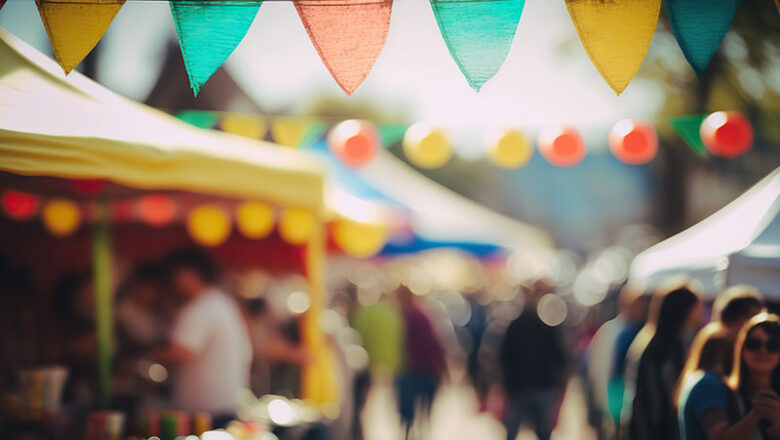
[{"left": 150, "top": 249, "right": 252, "bottom": 426}]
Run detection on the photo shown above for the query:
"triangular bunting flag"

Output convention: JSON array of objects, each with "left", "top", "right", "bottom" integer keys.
[
  {"left": 271, "top": 117, "right": 327, "bottom": 148},
  {"left": 176, "top": 110, "right": 220, "bottom": 129},
  {"left": 220, "top": 113, "right": 267, "bottom": 140},
  {"left": 295, "top": 0, "right": 392, "bottom": 95},
  {"left": 669, "top": 115, "right": 708, "bottom": 157},
  {"left": 170, "top": 0, "right": 261, "bottom": 96},
  {"left": 0, "top": 1, "right": 6, "bottom": 11},
  {"left": 565, "top": 0, "right": 661, "bottom": 95},
  {"left": 35, "top": 0, "right": 126, "bottom": 74},
  {"left": 665, "top": 0, "right": 739, "bottom": 77},
  {"left": 430, "top": 0, "right": 525, "bottom": 91},
  {"left": 378, "top": 124, "right": 409, "bottom": 148}
]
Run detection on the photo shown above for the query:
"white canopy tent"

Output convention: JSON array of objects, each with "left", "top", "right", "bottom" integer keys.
[{"left": 629, "top": 167, "right": 780, "bottom": 299}]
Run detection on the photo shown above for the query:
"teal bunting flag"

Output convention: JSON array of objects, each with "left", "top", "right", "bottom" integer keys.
[
  {"left": 430, "top": 0, "right": 525, "bottom": 91},
  {"left": 176, "top": 110, "right": 220, "bottom": 129},
  {"left": 669, "top": 115, "right": 708, "bottom": 157},
  {"left": 665, "top": 0, "right": 740, "bottom": 77},
  {"left": 378, "top": 124, "right": 409, "bottom": 147},
  {"left": 171, "top": 1, "right": 261, "bottom": 96}
]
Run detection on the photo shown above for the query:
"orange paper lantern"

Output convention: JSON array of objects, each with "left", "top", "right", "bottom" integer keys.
[
  {"left": 2, "top": 190, "right": 39, "bottom": 221},
  {"left": 327, "top": 120, "right": 379, "bottom": 168},
  {"left": 700, "top": 111, "right": 753, "bottom": 158},
  {"left": 608, "top": 119, "right": 658, "bottom": 165},
  {"left": 138, "top": 194, "right": 176, "bottom": 227},
  {"left": 537, "top": 126, "right": 586, "bottom": 167}
]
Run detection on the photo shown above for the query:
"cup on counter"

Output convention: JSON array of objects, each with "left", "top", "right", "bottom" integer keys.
[{"left": 41, "top": 365, "right": 69, "bottom": 416}]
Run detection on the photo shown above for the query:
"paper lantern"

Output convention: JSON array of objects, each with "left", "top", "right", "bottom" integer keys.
[
  {"left": 537, "top": 126, "right": 586, "bottom": 167},
  {"left": 333, "top": 220, "right": 387, "bottom": 258},
  {"left": 2, "top": 190, "right": 39, "bottom": 221},
  {"left": 608, "top": 119, "right": 658, "bottom": 165},
  {"left": 42, "top": 199, "right": 81, "bottom": 237},
  {"left": 236, "top": 201, "right": 274, "bottom": 239},
  {"left": 700, "top": 111, "right": 753, "bottom": 158},
  {"left": 486, "top": 129, "right": 533, "bottom": 168},
  {"left": 327, "top": 120, "right": 379, "bottom": 168},
  {"left": 279, "top": 208, "right": 314, "bottom": 245},
  {"left": 187, "top": 205, "right": 231, "bottom": 247},
  {"left": 402, "top": 123, "right": 452, "bottom": 169},
  {"left": 138, "top": 194, "right": 176, "bottom": 227}
]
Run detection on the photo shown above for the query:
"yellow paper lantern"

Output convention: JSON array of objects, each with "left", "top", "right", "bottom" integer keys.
[
  {"left": 486, "top": 129, "right": 533, "bottom": 168},
  {"left": 402, "top": 123, "right": 452, "bottom": 169},
  {"left": 333, "top": 220, "right": 387, "bottom": 258},
  {"left": 187, "top": 205, "right": 231, "bottom": 247},
  {"left": 42, "top": 199, "right": 81, "bottom": 237},
  {"left": 236, "top": 201, "right": 275, "bottom": 239},
  {"left": 279, "top": 208, "right": 314, "bottom": 245}
]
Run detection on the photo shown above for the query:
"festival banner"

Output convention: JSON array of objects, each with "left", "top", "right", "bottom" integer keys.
[
  {"left": 295, "top": 0, "right": 392, "bottom": 95},
  {"left": 35, "top": 0, "right": 126, "bottom": 74},
  {"left": 430, "top": 0, "right": 525, "bottom": 91},
  {"left": 171, "top": 0, "right": 261, "bottom": 96},
  {"left": 669, "top": 115, "right": 708, "bottom": 157},
  {"left": 665, "top": 0, "right": 739, "bottom": 76},
  {"left": 565, "top": 0, "right": 661, "bottom": 95}
]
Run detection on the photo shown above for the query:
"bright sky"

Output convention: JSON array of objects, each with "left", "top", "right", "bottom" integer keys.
[{"left": 0, "top": 0, "right": 665, "bottom": 158}]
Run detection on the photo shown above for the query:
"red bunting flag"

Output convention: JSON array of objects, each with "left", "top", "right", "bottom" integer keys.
[{"left": 295, "top": 0, "right": 392, "bottom": 95}]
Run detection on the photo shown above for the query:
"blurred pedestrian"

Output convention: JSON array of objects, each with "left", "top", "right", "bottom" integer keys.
[
  {"left": 725, "top": 312, "right": 780, "bottom": 439},
  {"left": 713, "top": 284, "right": 765, "bottom": 341},
  {"left": 149, "top": 249, "right": 252, "bottom": 428},
  {"left": 621, "top": 283, "right": 702, "bottom": 440},
  {"left": 396, "top": 284, "right": 446, "bottom": 440},
  {"left": 500, "top": 281, "right": 566, "bottom": 440},
  {"left": 674, "top": 322, "right": 732, "bottom": 440}
]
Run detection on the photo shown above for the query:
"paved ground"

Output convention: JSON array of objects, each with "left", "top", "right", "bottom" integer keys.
[{"left": 363, "top": 378, "right": 597, "bottom": 440}]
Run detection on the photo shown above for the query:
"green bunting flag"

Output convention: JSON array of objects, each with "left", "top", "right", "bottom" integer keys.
[
  {"left": 171, "top": 0, "right": 261, "bottom": 96},
  {"left": 665, "top": 0, "right": 739, "bottom": 76},
  {"left": 430, "top": 0, "right": 525, "bottom": 91},
  {"left": 669, "top": 115, "right": 708, "bottom": 157},
  {"left": 378, "top": 124, "right": 409, "bottom": 148},
  {"left": 176, "top": 110, "right": 220, "bottom": 129}
]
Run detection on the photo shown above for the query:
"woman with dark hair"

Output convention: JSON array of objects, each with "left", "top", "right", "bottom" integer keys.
[
  {"left": 724, "top": 313, "right": 780, "bottom": 440},
  {"left": 675, "top": 323, "right": 733, "bottom": 440},
  {"left": 621, "top": 283, "right": 702, "bottom": 440}
]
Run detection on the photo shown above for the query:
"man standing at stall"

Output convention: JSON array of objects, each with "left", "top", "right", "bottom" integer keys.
[{"left": 150, "top": 249, "right": 252, "bottom": 427}]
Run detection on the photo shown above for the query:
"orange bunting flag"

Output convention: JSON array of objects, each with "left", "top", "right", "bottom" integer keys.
[
  {"left": 295, "top": 0, "right": 392, "bottom": 95},
  {"left": 35, "top": 0, "right": 126, "bottom": 74},
  {"left": 565, "top": 0, "right": 661, "bottom": 95}
]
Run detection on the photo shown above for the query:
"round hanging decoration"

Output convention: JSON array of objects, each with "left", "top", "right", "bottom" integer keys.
[
  {"left": 608, "top": 119, "right": 658, "bottom": 165},
  {"left": 327, "top": 120, "right": 379, "bottom": 168},
  {"left": 236, "top": 201, "right": 275, "bottom": 239},
  {"left": 138, "top": 194, "right": 176, "bottom": 227},
  {"left": 486, "top": 128, "right": 533, "bottom": 169},
  {"left": 537, "top": 126, "right": 586, "bottom": 167},
  {"left": 333, "top": 219, "right": 388, "bottom": 258},
  {"left": 279, "top": 208, "right": 314, "bottom": 245},
  {"left": 71, "top": 179, "right": 107, "bottom": 195},
  {"left": 402, "top": 123, "right": 452, "bottom": 169},
  {"left": 187, "top": 205, "right": 231, "bottom": 247},
  {"left": 700, "top": 111, "right": 753, "bottom": 158},
  {"left": 2, "top": 190, "right": 40, "bottom": 221},
  {"left": 42, "top": 199, "right": 81, "bottom": 237}
]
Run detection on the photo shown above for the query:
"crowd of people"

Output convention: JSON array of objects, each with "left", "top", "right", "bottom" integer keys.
[{"left": 585, "top": 282, "right": 780, "bottom": 440}]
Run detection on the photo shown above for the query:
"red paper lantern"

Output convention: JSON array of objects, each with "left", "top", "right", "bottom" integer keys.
[
  {"left": 71, "top": 179, "right": 107, "bottom": 195},
  {"left": 537, "top": 126, "right": 586, "bottom": 167},
  {"left": 700, "top": 111, "right": 753, "bottom": 158},
  {"left": 327, "top": 120, "right": 378, "bottom": 168},
  {"left": 608, "top": 119, "right": 658, "bottom": 165},
  {"left": 138, "top": 194, "right": 176, "bottom": 227},
  {"left": 2, "top": 190, "right": 39, "bottom": 221}
]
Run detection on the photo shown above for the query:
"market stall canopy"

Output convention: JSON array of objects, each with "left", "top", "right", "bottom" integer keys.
[
  {"left": 0, "top": 27, "right": 325, "bottom": 211},
  {"left": 629, "top": 167, "right": 780, "bottom": 299}
]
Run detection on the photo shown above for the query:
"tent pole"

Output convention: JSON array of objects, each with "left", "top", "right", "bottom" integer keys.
[{"left": 92, "top": 200, "right": 113, "bottom": 409}]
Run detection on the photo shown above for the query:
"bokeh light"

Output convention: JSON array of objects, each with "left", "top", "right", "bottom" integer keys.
[
  {"left": 327, "top": 119, "right": 379, "bottom": 168},
  {"left": 700, "top": 111, "right": 753, "bottom": 158},
  {"left": 537, "top": 293, "right": 567, "bottom": 326},
  {"left": 537, "top": 126, "right": 586, "bottom": 167},
  {"left": 187, "top": 205, "right": 231, "bottom": 247},
  {"left": 286, "top": 290, "right": 311, "bottom": 315},
  {"left": 608, "top": 119, "right": 657, "bottom": 164},
  {"left": 138, "top": 194, "right": 176, "bottom": 227},
  {"left": 402, "top": 123, "right": 452, "bottom": 169},
  {"left": 235, "top": 201, "right": 274, "bottom": 239},
  {"left": 486, "top": 128, "right": 533, "bottom": 169},
  {"left": 42, "top": 199, "right": 81, "bottom": 237},
  {"left": 2, "top": 190, "right": 39, "bottom": 221},
  {"left": 278, "top": 208, "right": 314, "bottom": 245}
]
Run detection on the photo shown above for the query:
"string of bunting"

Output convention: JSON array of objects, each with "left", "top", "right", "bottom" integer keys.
[
  {"left": 1, "top": 188, "right": 386, "bottom": 257},
  {"left": 6, "top": 0, "right": 773, "bottom": 96},
  {"left": 178, "top": 109, "right": 756, "bottom": 170}
]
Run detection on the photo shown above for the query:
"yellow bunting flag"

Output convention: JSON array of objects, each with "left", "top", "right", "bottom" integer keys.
[
  {"left": 564, "top": 0, "right": 661, "bottom": 95},
  {"left": 35, "top": 0, "right": 126, "bottom": 74},
  {"left": 270, "top": 117, "right": 326, "bottom": 148},
  {"left": 221, "top": 113, "right": 267, "bottom": 140}
]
